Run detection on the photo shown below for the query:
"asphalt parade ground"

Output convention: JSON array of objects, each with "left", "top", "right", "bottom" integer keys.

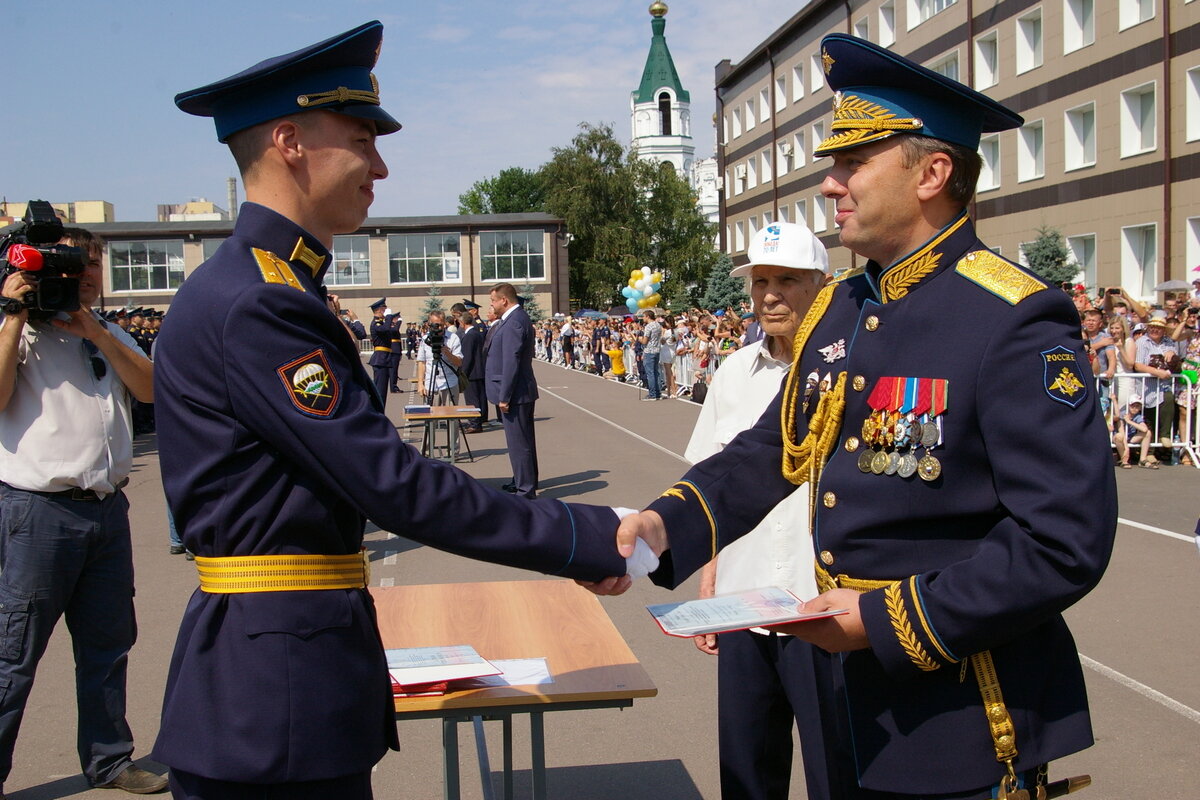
[{"left": 5, "top": 357, "right": 1198, "bottom": 799}]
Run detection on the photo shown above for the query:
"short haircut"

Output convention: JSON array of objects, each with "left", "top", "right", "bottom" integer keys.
[
  {"left": 1082, "top": 308, "right": 1103, "bottom": 319},
  {"left": 428, "top": 310, "right": 445, "bottom": 322},
  {"left": 490, "top": 282, "right": 518, "bottom": 302},
  {"left": 227, "top": 115, "right": 310, "bottom": 180},
  {"left": 643, "top": 309, "right": 656, "bottom": 320},
  {"left": 897, "top": 134, "right": 982, "bottom": 209},
  {"left": 450, "top": 302, "right": 466, "bottom": 314},
  {"left": 61, "top": 226, "right": 104, "bottom": 260}
]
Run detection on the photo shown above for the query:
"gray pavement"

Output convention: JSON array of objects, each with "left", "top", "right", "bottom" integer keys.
[{"left": 4, "top": 357, "right": 1197, "bottom": 799}]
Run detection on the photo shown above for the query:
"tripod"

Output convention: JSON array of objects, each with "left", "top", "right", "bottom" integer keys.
[{"left": 421, "top": 343, "right": 474, "bottom": 462}]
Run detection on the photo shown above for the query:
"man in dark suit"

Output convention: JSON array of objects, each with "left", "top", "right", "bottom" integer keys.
[
  {"left": 452, "top": 301, "right": 487, "bottom": 433},
  {"left": 485, "top": 283, "right": 539, "bottom": 498}
]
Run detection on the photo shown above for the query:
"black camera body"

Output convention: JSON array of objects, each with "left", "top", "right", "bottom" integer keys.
[
  {"left": 0, "top": 200, "right": 86, "bottom": 314},
  {"left": 424, "top": 322, "right": 445, "bottom": 353}
]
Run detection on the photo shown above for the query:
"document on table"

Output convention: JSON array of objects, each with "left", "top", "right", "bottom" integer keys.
[
  {"left": 386, "top": 644, "right": 501, "bottom": 686},
  {"left": 647, "top": 587, "right": 848, "bottom": 638}
]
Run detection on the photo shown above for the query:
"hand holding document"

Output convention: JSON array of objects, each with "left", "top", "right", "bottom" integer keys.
[{"left": 647, "top": 587, "right": 848, "bottom": 638}]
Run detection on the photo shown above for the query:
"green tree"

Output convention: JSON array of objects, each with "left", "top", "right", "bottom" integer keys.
[
  {"left": 518, "top": 283, "right": 545, "bottom": 322},
  {"left": 421, "top": 285, "right": 444, "bottom": 318},
  {"left": 1020, "top": 226, "right": 1076, "bottom": 285},
  {"left": 699, "top": 253, "right": 748, "bottom": 310},
  {"left": 541, "top": 123, "right": 718, "bottom": 310},
  {"left": 457, "top": 167, "right": 546, "bottom": 215}
]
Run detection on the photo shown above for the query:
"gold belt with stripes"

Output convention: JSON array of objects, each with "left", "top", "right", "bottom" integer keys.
[
  {"left": 195, "top": 551, "right": 370, "bottom": 593},
  {"left": 374, "top": 346, "right": 391, "bottom": 352}
]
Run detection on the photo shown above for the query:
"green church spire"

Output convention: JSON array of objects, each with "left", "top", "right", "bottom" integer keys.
[{"left": 634, "top": 2, "right": 689, "bottom": 104}]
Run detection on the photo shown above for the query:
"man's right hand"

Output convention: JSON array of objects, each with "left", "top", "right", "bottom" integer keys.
[
  {"left": 576, "top": 510, "right": 669, "bottom": 597},
  {"left": 1, "top": 271, "right": 35, "bottom": 321}
]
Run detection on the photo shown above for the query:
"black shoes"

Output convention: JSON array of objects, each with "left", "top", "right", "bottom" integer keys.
[
  {"left": 95, "top": 765, "right": 169, "bottom": 794},
  {"left": 168, "top": 545, "right": 185, "bottom": 555}
]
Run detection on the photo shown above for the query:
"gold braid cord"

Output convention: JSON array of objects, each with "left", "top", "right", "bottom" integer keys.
[
  {"left": 781, "top": 284, "right": 846, "bottom": 485},
  {"left": 884, "top": 581, "right": 941, "bottom": 672}
]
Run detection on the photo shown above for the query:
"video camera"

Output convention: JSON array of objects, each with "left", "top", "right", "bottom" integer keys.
[
  {"left": 424, "top": 322, "right": 445, "bottom": 354},
  {"left": 0, "top": 201, "right": 86, "bottom": 314}
]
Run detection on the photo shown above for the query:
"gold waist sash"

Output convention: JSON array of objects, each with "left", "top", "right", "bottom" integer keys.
[{"left": 195, "top": 551, "right": 370, "bottom": 593}]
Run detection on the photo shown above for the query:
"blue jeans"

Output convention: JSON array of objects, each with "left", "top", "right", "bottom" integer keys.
[
  {"left": 0, "top": 485, "right": 137, "bottom": 785},
  {"left": 643, "top": 350, "right": 662, "bottom": 398}
]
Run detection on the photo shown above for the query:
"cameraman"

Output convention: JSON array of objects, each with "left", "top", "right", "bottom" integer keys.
[
  {"left": 0, "top": 227, "right": 163, "bottom": 795},
  {"left": 416, "top": 310, "right": 463, "bottom": 405}
]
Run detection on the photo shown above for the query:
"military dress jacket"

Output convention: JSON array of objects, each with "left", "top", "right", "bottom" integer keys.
[
  {"left": 151, "top": 203, "right": 624, "bottom": 783},
  {"left": 368, "top": 315, "right": 391, "bottom": 368},
  {"left": 484, "top": 305, "right": 539, "bottom": 407},
  {"left": 645, "top": 213, "right": 1116, "bottom": 794},
  {"left": 459, "top": 320, "right": 486, "bottom": 382}
]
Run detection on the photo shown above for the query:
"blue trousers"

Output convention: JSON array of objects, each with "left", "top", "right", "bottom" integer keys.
[
  {"left": 169, "top": 767, "right": 373, "bottom": 799},
  {"left": 0, "top": 485, "right": 137, "bottom": 786},
  {"left": 500, "top": 401, "right": 538, "bottom": 499},
  {"left": 371, "top": 365, "right": 390, "bottom": 409},
  {"left": 643, "top": 350, "right": 662, "bottom": 398}
]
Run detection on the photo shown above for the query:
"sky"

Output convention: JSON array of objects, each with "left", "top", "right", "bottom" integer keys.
[{"left": 4, "top": 0, "right": 793, "bottom": 223}]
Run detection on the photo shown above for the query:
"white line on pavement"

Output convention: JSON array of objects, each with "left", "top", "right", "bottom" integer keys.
[
  {"left": 540, "top": 387, "right": 690, "bottom": 464},
  {"left": 1117, "top": 518, "right": 1193, "bottom": 543},
  {"left": 1080, "top": 654, "right": 1200, "bottom": 725}
]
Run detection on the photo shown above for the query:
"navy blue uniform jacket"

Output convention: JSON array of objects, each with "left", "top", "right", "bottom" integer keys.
[
  {"left": 459, "top": 321, "right": 485, "bottom": 382},
  {"left": 484, "top": 305, "right": 538, "bottom": 406},
  {"left": 151, "top": 204, "right": 624, "bottom": 783},
  {"left": 644, "top": 214, "right": 1116, "bottom": 794},
  {"left": 367, "top": 315, "right": 391, "bottom": 368}
]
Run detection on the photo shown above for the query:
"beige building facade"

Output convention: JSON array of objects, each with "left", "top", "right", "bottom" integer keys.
[
  {"left": 0, "top": 199, "right": 114, "bottom": 226},
  {"left": 78, "top": 213, "right": 571, "bottom": 323},
  {"left": 716, "top": 0, "right": 1200, "bottom": 300}
]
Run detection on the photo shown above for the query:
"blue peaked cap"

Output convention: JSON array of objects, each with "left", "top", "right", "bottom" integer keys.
[
  {"left": 175, "top": 21, "right": 402, "bottom": 143},
  {"left": 814, "top": 34, "right": 1022, "bottom": 156}
]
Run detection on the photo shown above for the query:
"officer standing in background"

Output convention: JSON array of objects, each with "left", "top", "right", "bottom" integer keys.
[
  {"left": 596, "top": 34, "right": 1116, "bottom": 800},
  {"left": 161, "top": 21, "right": 627, "bottom": 799},
  {"left": 367, "top": 297, "right": 391, "bottom": 404},
  {"left": 387, "top": 308, "right": 404, "bottom": 392},
  {"left": 455, "top": 300, "right": 487, "bottom": 433}
]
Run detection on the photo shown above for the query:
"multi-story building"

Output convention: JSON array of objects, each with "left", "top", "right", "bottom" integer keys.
[
  {"left": 0, "top": 199, "right": 114, "bottom": 226},
  {"left": 79, "top": 213, "right": 571, "bottom": 322},
  {"left": 716, "top": 0, "right": 1200, "bottom": 298}
]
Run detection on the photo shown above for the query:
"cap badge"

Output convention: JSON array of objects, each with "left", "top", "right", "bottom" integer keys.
[{"left": 822, "top": 48, "right": 835, "bottom": 75}]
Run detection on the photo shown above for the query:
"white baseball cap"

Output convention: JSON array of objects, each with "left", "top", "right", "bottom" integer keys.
[{"left": 730, "top": 222, "right": 830, "bottom": 278}]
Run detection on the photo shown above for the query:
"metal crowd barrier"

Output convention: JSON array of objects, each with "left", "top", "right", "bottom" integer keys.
[{"left": 1101, "top": 372, "right": 1197, "bottom": 468}]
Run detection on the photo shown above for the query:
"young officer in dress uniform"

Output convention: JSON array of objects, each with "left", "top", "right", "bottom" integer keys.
[
  {"left": 593, "top": 34, "right": 1116, "bottom": 800},
  {"left": 159, "top": 22, "right": 628, "bottom": 799},
  {"left": 367, "top": 297, "right": 391, "bottom": 404}
]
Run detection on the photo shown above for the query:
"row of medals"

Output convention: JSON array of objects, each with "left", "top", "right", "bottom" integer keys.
[{"left": 855, "top": 410, "right": 943, "bottom": 481}]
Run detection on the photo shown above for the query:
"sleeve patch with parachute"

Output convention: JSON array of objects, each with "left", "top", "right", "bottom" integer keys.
[{"left": 276, "top": 348, "right": 341, "bottom": 418}]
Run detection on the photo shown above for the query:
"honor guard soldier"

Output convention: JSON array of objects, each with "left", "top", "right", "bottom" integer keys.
[
  {"left": 596, "top": 34, "right": 1116, "bottom": 800},
  {"left": 160, "top": 21, "right": 628, "bottom": 799},
  {"left": 367, "top": 297, "right": 392, "bottom": 404}
]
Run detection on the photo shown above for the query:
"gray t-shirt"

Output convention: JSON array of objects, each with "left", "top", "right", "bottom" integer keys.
[{"left": 644, "top": 320, "right": 662, "bottom": 350}]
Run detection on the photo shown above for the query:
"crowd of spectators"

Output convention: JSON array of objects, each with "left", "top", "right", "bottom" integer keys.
[{"left": 1071, "top": 279, "right": 1200, "bottom": 467}]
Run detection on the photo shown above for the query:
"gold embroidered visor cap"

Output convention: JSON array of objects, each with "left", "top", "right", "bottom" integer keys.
[
  {"left": 730, "top": 222, "right": 830, "bottom": 278},
  {"left": 175, "top": 20, "right": 402, "bottom": 143},
  {"left": 814, "top": 33, "right": 1022, "bottom": 157}
]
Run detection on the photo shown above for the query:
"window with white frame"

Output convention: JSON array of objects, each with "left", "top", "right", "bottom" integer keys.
[
  {"left": 812, "top": 122, "right": 825, "bottom": 158},
  {"left": 1017, "top": 242, "right": 1032, "bottom": 267},
  {"left": 908, "top": 0, "right": 956, "bottom": 30},
  {"left": 1016, "top": 9, "right": 1043, "bottom": 74},
  {"left": 732, "top": 108, "right": 743, "bottom": 139},
  {"left": 480, "top": 230, "right": 545, "bottom": 282},
  {"left": 734, "top": 163, "right": 747, "bottom": 195},
  {"left": 1017, "top": 121, "right": 1045, "bottom": 182},
  {"left": 775, "top": 76, "right": 787, "bottom": 112},
  {"left": 1120, "top": 223, "right": 1157, "bottom": 297},
  {"left": 387, "top": 233, "right": 461, "bottom": 284},
  {"left": 749, "top": 216, "right": 759, "bottom": 240},
  {"left": 796, "top": 199, "right": 808, "bottom": 228},
  {"left": 747, "top": 157, "right": 758, "bottom": 190},
  {"left": 974, "top": 31, "right": 999, "bottom": 89},
  {"left": 1063, "top": 0, "right": 1095, "bottom": 53},
  {"left": 1066, "top": 234, "right": 1097, "bottom": 288},
  {"left": 760, "top": 88, "right": 771, "bottom": 124},
  {"left": 1064, "top": 103, "right": 1096, "bottom": 171},
  {"left": 810, "top": 54, "right": 824, "bottom": 93},
  {"left": 722, "top": 114, "right": 729, "bottom": 143},
  {"left": 726, "top": 225, "right": 733, "bottom": 254},
  {"left": 854, "top": 17, "right": 870, "bottom": 40},
  {"left": 794, "top": 131, "right": 807, "bottom": 167},
  {"left": 813, "top": 194, "right": 828, "bottom": 232},
  {"left": 778, "top": 140, "right": 793, "bottom": 176},
  {"left": 110, "top": 239, "right": 185, "bottom": 292},
  {"left": 328, "top": 235, "right": 372, "bottom": 286},
  {"left": 763, "top": 210, "right": 775, "bottom": 226},
  {"left": 746, "top": 99, "right": 756, "bottom": 131},
  {"left": 1186, "top": 217, "right": 1200, "bottom": 277},
  {"left": 778, "top": 205, "right": 790, "bottom": 223},
  {"left": 1118, "top": 0, "right": 1154, "bottom": 30},
  {"left": 1120, "top": 82, "right": 1156, "bottom": 157},
  {"left": 735, "top": 220, "right": 746, "bottom": 251},
  {"left": 879, "top": 1, "right": 896, "bottom": 46},
  {"left": 761, "top": 149, "right": 773, "bottom": 184},
  {"left": 929, "top": 53, "right": 959, "bottom": 82},
  {"left": 1186, "top": 67, "right": 1200, "bottom": 142},
  {"left": 978, "top": 134, "right": 1001, "bottom": 191},
  {"left": 201, "top": 238, "right": 225, "bottom": 261},
  {"left": 792, "top": 64, "right": 805, "bottom": 102}
]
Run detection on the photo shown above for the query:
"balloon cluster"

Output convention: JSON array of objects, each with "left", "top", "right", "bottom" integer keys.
[{"left": 621, "top": 268, "right": 663, "bottom": 312}]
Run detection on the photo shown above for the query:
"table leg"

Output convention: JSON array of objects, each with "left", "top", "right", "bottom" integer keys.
[
  {"left": 472, "top": 715, "right": 496, "bottom": 800},
  {"left": 530, "top": 711, "right": 546, "bottom": 800},
  {"left": 503, "top": 715, "right": 513, "bottom": 800},
  {"left": 442, "top": 718, "right": 461, "bottom": 800}
]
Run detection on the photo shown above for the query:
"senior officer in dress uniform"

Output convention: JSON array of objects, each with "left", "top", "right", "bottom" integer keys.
[
  {"left": 367, "top": 297, "right": 392, "bottom": 404},
  {"left": 592, "top": 35, "right": 1116, "bottom": 800},
  {"left": 159, "top": 22, "right": 628, "bottom": 799}
]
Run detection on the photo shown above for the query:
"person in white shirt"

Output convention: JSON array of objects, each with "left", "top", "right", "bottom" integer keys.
[
  {"left": 0, "top": 225, "right": 165, "bottom": 796},
  {"left": 416, "top": 309, "right": 464, "bottom": 404},
  {"left": 559, "top": 318, "right": 576, "bottom": 369},
  {"left": 684, "top": 222, "right": 830, "bottom": 800}
]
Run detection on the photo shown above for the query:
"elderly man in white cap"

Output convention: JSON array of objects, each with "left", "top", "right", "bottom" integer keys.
[{"left": 684, "top": 221, "right": 832, "bottom": 800}]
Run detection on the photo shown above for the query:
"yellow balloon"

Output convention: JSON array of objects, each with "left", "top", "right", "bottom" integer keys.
[
  {"left": 631, "top": 269, "right": 644, "bottom": 281},
  {"left": 644, "top": 293, "right": 661, "bottom": 307},
  {"left": 649, "top": 272, "right": 663, "bottom": 284},
  {"left": 637, "top": 298, "right": 650, "bottom": 308},
  {"left": 628, "top": 278, "right": 639, "bottom": 289}
]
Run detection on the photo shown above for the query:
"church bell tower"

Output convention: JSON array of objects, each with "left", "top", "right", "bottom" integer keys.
[{"left": 630, "top": 2, "right": 695, "bottom": 178}]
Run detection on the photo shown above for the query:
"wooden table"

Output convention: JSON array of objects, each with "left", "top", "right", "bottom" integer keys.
[
  {"left": 372, "top": 580, "right": 657, "bottom": 799},
  {"left": 404, "top": 405, "right": 480, "bottom": 463}
]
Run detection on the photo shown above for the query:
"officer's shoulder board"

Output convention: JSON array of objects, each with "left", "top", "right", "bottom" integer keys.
[
  {"left": 831, "top": 266, "right": 866, "bottom": 284},
  {"left": 251, "top": 248, "right": 307, "bottom": 293},
  {"left": 954, "top": 250, "right": 1046, "bottom": 305}
]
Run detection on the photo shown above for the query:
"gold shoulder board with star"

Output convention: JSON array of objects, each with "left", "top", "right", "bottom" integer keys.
[
  {"left": 954, "top": 250, "right": 1045, "bottom": 305},
  {"left": 252, "top": 248, "right": 306, "bottom": 292}
]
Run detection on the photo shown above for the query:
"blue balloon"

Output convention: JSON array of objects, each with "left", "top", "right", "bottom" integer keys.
[
  {"left": 626, "top": 298, "right": 640, "bottom": 311},
  {"left": 652, "top": 282, "right": 662, "bottom": 292},
  {"left": 621, "top": 286, "right": 634, "bottom": 298}
]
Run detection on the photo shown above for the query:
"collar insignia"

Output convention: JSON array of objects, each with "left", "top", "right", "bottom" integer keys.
[
  {"left": 817, "top": 338, "right": 846, "bottom": 363},
  {"left": 290, "top": 238, "right": 327, "bottom": 276},
  {"left": 277, "top": 348, "right": 340, "bottom": 417}
]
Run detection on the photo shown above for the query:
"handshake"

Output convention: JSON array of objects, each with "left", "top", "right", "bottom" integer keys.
[{"left": 577, "top": 509, "right": 669, "bottom": 596}]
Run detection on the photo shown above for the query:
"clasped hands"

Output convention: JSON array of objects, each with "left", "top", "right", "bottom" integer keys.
[{"left": 577, "top": 509, "right": 870, "bottom": 653}]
